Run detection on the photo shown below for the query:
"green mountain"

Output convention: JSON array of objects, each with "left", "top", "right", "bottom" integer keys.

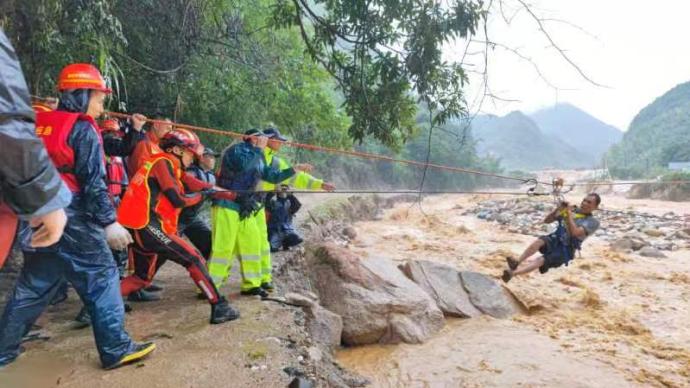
[
  {"left": 531, "top": 103, "right": 622, "bottom": 164},
  {"left": 607, "top": 81, "right": 690, "bottom": 178},
  {"left": 470, "top": 111, "right": 592, "bottom": 171}
]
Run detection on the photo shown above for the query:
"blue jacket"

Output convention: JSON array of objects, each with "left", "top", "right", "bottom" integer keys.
[{"left": 215, "top": 141, "right": 295, "bottom": 211}]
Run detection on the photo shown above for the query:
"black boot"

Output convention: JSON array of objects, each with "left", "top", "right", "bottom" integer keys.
[
  {"left": 127, "top": 289, "right": 162, "bottom": 302},
  {"left": 144, "top": 283, "right": 163, "bottom": 292},
  {"left": 210, "top": 297, "right": 240, "bottom": 324},
  {"left": 73, "top": 307, "right": 91, "bottom": 329},
  {"left": 240, "top": 287, "right": 268, "bottom": 298},
  {"left": 260, "top": 282, "right": 275, "bottom": 293},
  {"left": 103, "top": 342, "right": 156, "bottom": 370}
]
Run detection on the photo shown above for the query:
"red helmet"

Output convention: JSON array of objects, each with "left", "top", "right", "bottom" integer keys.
[
  {"left": 57, "top": 63, "right": 112, "bottom": 94},
  {"left": 160, "top": 129, "right": 204, "bottom": 157},
  {"left": 99, "top": 119, "right": 120, "bottom": 132}
]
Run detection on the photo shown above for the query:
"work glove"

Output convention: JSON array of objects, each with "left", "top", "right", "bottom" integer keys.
[{"left": 105, "top": 222, "right": 133, "bottom": 251}]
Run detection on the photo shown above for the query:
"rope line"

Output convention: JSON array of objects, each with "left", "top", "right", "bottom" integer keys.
[
  {"left": 217, "top": 189, "right": 551, "bottom": 196},
  {"left": 106, "top": 112, "right": 690, "bottom": 189},
  {"left": 106, "top": 112, "right": 549, "bottom": 186}
]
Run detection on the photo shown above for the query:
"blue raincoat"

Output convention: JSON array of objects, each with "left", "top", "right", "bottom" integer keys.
[{"left": 0, "top": 89, "right": 135, "bottom": 368}]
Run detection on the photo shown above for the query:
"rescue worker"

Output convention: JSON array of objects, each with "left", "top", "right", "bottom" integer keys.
[
  {"left": 502, "top": 193, "right": 601, "bottom": 282},
  {"left": 0, "top": 30, "right": 69, "bottom": 265},
  {"left": 101, "top": 115, "right": 147, "bottom": 158},
  {"left": 257, "top": 127, "right": 336, "bottom": 291},
  {"left": 126, "top": 115, "right": 172, "bottom": 176},
  {"left": 180, "top": 146, "right": 219, "bottom": 261},
  {"left": 0, "top": 62, "right": 155, "bottom": 369},
  {"left": 101, "top": 118, "right": 131, "bottom": 277},
  {"left": 210, "top": 129, "right": 301, "bottom": 297},
  {"left": 265, "top": 185, "right": 303, "bottom": 252},
  {"left": 117, "top": 130, "right": 241, "bottom": 324}
]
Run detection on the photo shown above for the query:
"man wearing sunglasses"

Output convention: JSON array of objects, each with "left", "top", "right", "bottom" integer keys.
[{"left": 502, "top": 193, "right": 601, "bottom": 282}]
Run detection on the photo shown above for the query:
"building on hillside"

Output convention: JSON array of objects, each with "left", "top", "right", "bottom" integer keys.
[{"left": 668, "top": 162, "right": 690, "bottom": 171}]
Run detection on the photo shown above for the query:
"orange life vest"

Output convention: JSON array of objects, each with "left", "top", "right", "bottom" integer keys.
[
  {"left": 117, "top": 154, "right": 184, "bottom": 235},
  {"left": 35, "top": 111, "right": 102, "bottom": 193}
]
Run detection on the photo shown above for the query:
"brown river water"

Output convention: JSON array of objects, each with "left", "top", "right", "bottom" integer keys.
[{"left": 337, "top": 194, "right": 690, "bottom": 388}]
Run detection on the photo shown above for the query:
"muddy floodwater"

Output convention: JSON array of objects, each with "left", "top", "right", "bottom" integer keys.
[{"left": 337, "top": 194, "right": 690, "bottom": 387}]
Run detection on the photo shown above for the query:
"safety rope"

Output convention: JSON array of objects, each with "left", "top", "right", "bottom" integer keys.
[
  {"left": 216, "top": 188, "right": 552, "bottom": 196},
  {"left": 106, "top": 112, "right": 550, "bottom": 186}
]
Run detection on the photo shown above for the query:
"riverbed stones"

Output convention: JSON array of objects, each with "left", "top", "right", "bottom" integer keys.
[
  {"left": 307, "top": 244, "right": 444, "bottom": 346},
  {"left": 400, "top": 260, "right": 481, "bottom": 318},
  {"left": 643, "top": 228, "right": 664, "bottom": 237},
  {"left": 610, "top": 238, "right": 634, "bottom": 252},
  {"left": 460, "top": 271, "right": 518, "bottom": 319},
  {"left": 285, "top": 292, "right": 318, "bottom": 307},
  {"left": 638, "top": 246, "right": 667, "bottom": 258}
]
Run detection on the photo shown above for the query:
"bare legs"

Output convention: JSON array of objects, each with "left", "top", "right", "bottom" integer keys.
[{"left": 503, "top": 238, "right": 546, "bottom": 282}]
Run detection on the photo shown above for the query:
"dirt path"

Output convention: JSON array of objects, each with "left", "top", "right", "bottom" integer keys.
[
  {"left": 337, "top": 193, "right": 690, "bottom": 387},
  {"left": 0, "top": 264, "right": 313, "bottom": 388}
]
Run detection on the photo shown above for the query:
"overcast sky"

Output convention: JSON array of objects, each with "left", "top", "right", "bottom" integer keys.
[{"left": 445, "top": 0, "right": 690, "bottom": 130}]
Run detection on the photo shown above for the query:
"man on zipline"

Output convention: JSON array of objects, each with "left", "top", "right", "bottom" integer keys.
[{"left": 502, "top": 193, "right": 601, "bottom": 282}]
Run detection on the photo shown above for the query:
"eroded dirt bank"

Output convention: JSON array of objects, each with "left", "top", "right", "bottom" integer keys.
[{"left": 337, "top": 194, "right": 690, "bottom": 388}]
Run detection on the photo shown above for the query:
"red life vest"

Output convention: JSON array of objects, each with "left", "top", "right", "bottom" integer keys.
[
  {"left": 106, "top": 156, "right": 127, "bottom": 198},
  {"left": 35, "top": 111, "right": 102, "bottom": 193},
  {"left": 117, "top": 154, "right": 184, "bottom": 235}
]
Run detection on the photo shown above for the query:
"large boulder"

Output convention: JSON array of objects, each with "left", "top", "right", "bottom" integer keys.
[
  {"left": 305, "top": 304, "right": 343, "bottom": 349},
  {"left": 460, "top": 271, "right": 518, "bottom": 318},
  {"left": 307, "top": 244, "right": 444, "bottom": 346},
  {"left": 400, "top": 260, "right": 481, "bottom": 318}
]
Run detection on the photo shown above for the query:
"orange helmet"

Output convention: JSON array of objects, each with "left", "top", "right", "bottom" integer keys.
[
  {"left": 57, "top": 63, "right": 111, "bottom": 94},
  {"left": 160, "top": 129, "right": 204, "bottom": 157},
  {"left": 99, "top": 119, "right": 120, "bottom": 132}
]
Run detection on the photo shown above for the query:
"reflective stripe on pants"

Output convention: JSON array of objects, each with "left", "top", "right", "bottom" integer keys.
[
  {"left": 254, "top": 208, "right": 272, "bottom": 284},
  {"left": 210, "top": 206, "right": 262, "bottom": 291}
]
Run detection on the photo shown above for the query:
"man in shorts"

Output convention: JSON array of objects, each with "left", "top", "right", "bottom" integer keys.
[{"left": 502, "top": 193, "right": 601, "bottom": 282}]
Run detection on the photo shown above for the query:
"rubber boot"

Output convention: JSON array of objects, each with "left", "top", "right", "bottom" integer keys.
[
  {"left": 210, "top": 297, "right": 240, "bottom": 324},
  {"left": 260, "top": 282, "right": 275, "bottom": 293},
  {"left": 103, "top": 342, "right": 156, "bottom": 370},
  {"left": 127, "top": 289, "right": 162, "bottom": 302}
]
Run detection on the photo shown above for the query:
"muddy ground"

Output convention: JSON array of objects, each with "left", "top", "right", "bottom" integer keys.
[
  {"left": 0, "top": 194, "right": 361, "bottom": 388},
  {"left": 1, "top": 191, "right": 688, "bottom": 387},
  {"left": 337, "top": 193, "right": 690, "bottom": 387}
]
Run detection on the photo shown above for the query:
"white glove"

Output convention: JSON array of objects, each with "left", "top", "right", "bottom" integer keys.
[{"left": 105, "top": 222, "right": 133, "bottom": 251}]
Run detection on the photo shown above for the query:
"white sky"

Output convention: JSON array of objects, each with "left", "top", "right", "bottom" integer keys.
[{"left": 444, "top": 0, "right": 690, "bottom": 130}]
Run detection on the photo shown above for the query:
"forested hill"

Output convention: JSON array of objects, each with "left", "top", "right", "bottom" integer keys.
[
  {"left": 470, "top": 111, "right": 593, "bottom": 171},
  {"left": 607, "top": 81, "right": 690, "bottom": 178},
  {"left": 531, "top": 103, "right": 622, "bottom": 164}
]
